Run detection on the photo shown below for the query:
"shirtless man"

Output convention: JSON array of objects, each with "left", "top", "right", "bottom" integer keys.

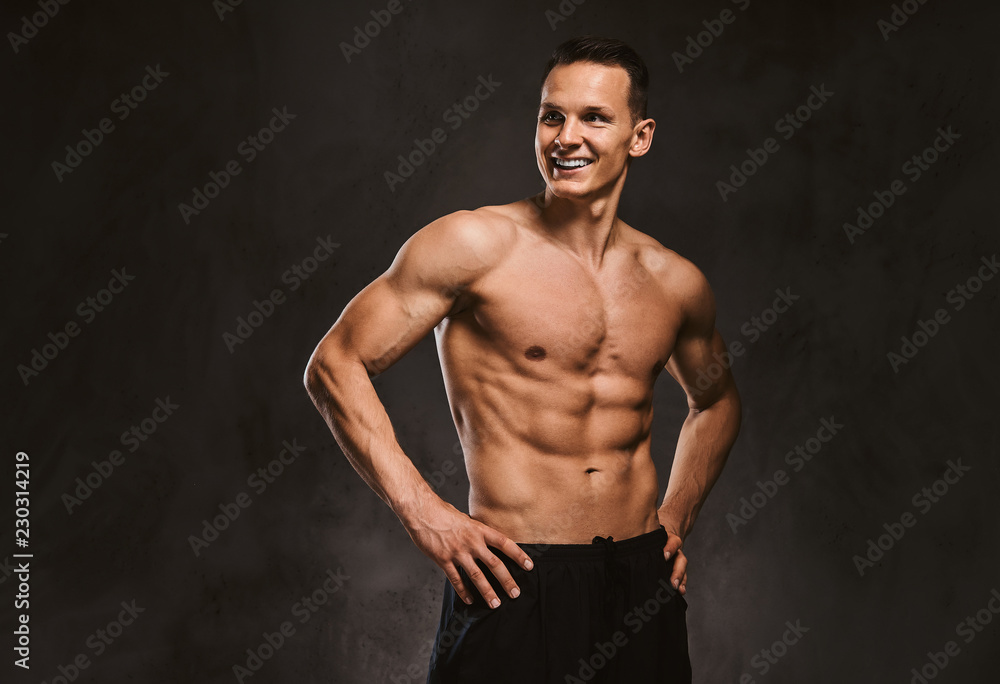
[{"left": 305, "top": 36, "right": 741, "bottom": 683}]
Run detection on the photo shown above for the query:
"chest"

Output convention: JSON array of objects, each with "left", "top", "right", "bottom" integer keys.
[{"left": 469, "top": 242, "right": 681, "bottom": 378}]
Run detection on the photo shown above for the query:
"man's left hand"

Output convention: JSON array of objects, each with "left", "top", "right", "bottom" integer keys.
[{"left": 659, "top": 524, "right": 687, "bottom": 596}]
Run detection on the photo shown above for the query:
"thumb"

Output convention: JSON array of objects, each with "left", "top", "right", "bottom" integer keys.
[{"left": 663, "top": 531, "right": 683, "bottom": 560}]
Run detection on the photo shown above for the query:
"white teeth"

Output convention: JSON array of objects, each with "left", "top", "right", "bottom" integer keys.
[{"left": 554, "top": 158, "right": 592, "bottom": 168}]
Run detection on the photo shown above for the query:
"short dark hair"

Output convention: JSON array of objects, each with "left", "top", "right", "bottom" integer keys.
[{"left": 540, "top": 36, "right": 649, "bottom": 124}]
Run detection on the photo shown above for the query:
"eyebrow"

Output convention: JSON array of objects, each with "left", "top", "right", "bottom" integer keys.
[{"left": 539, "top": 101, "right": 617, "bottom": 118}]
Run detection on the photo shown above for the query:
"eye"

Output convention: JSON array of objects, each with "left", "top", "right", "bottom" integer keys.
[
  {"left": 584, "top": 113, "right": 608, "bottom": 123},
  {"left": 540, "top": 111, "right": 563, "bottom": 123}
]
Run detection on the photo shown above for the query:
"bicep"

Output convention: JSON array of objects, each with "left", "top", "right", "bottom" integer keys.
[
  {"left": 665, "top": 328, "right": 734, "bottom": 409},
  {"left": 327, "top": 272, "right": 454, "bottom": 377},
  {"left": 317, "top": 212, "right": 495, "bottom": 376}
]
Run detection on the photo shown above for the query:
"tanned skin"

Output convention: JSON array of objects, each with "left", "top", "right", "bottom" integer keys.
[{"left": 305, "top": 61, "right": 741, "bottom": 611}]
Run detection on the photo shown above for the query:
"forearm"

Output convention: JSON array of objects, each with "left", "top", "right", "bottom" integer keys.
[
  {"left": 304, "top": 349, "right": 439, "bottom": 526},
  {"left": 659, "top": 386, "right": 742, "bottom": 539}
]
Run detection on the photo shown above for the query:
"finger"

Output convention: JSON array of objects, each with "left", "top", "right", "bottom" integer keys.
[
  {"left": 478, "top": 549, "right": 521, "bottom": 600},
  {"left": 487, "top": 530, "right": 535, "bottom": 573},
  {"left": 444, "top": 563, "right": 473, "bottom": 605},
  {"left": 670, "top": 550, "right": 688, "bottom": 591},
  {"left": 662, "top": 534, "right": 683, "bottom": 560},
  {"left": 482, "top": 530, "right": 532, "bottom": 600},
  {"left": 483, "top": 525, "right": 535, "bottom": 570},
  {"left": 680, "top": 570, "right": 688, "bottom": 596},
  {"left": 459, "top": 556, "right": 503, "bottom": 609}
]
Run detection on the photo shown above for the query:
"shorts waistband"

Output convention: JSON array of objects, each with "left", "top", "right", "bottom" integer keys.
[{"left": 513, "top": 525, "right": 668, "bottom": 561}]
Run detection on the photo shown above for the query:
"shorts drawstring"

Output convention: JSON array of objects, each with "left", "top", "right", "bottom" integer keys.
[{"left": 592, "top": 534, "right": 627, "bottom": 627}]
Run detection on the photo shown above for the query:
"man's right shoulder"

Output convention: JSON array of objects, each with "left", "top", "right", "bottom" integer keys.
[
  {"left": 421, "top": 206, "right": 518, "bottom": 243},
  {"left": 406, "top": 206, "right": 519, "bottom": 268},
  {"left": 388, "top": 205, "right": 520, "bottom": 292}
]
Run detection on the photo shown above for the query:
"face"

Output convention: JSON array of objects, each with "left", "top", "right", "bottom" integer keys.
[{"left": 535, "top": 61, "right": 653, "bottom": 200}]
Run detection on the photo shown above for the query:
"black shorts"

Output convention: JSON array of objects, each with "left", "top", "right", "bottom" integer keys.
[{"left": 426, "top": 525, "right": 691, "bottom": 683}]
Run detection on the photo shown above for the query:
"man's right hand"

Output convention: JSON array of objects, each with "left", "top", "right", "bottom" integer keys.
[{"left": 401, "top": 496, "right": 534, "bottom": 609}]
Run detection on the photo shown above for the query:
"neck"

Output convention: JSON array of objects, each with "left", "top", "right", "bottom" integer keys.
[{"left": 535, "top": 173, "right": 627, "bottom": 269}]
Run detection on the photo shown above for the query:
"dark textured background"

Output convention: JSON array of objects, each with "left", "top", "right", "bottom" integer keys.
[{"left": 2, "top": 0, "right": 998, "bottom": 682}]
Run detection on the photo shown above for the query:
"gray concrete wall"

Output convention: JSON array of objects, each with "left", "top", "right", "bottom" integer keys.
[{"left": 2, "top": 0, "right": 998, "bottom": 682}]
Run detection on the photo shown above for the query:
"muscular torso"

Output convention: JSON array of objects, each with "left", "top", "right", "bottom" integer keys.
[{"left": 433, "top": 200, "right": 687, "bottom": 543}]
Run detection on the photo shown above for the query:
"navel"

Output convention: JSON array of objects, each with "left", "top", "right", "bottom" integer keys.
[{"left": 524, "top": 345, "right": 547, "bottom": 361}]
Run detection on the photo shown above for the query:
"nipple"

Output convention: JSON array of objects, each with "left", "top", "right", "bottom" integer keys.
[{"left": 525, "top": 345, "right": 547, "bottom": 361}]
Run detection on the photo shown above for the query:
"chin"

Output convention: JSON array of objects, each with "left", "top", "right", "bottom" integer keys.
[
  {"left": 551, "top": 174, "right": 610, "bottom": 198},
  {"left": 544, "top": 182, "right": 589, "bottom": 200}
]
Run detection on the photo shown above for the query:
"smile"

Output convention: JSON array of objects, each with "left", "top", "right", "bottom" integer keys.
[{"left": 552, "top": 158, "right": 594, "bottom": 169}]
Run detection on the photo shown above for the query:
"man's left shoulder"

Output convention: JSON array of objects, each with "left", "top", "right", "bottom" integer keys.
[{"left": 622, "top": 224, "right": 711, "bottom": 298}]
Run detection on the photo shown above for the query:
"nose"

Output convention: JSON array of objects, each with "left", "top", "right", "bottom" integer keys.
[{"left": 555, "top": 117, "right": 584, "bottom": 148}]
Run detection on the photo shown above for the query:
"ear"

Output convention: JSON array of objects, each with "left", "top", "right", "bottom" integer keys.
[{"left": 628, "top": 118, "right": 655, "bottom": 159}]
